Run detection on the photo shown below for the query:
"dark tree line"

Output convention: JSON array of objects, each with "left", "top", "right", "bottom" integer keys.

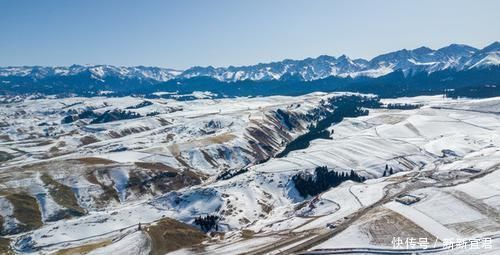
[
  {"left": 125, "top": 100, "right": 153, "bottom": 109},
  {"left": 61, "top": 109, "right": 98, "bottom": 123},
  {"left": 275, "top": 109, "right": 295, "bottom": 130},
  {"left": 194, "top": 214, "right": 220, "bottom": 232},
  {"left": 385, "top": 103, "right": 423, "bottom": 110},
  {"left": 90, "top": 109, "right": 142, "bottom": 124},
  {"left": 2, "top": 65, "right": 498, "bottom": 99},
  {"left": 277, "top": 95, "right": 378, "bottom": 157},
  {"left": 216, "top": 168, "right": 248, "bottom": 181},
  {"left": 446, "top": 84, "right": 500, "bottom": 99},
  {"left": 293, "top": 166, "right": 365, "bottom": 197},
  {"left": 61, "top": 108, "right": 142, "bottom": 124}
]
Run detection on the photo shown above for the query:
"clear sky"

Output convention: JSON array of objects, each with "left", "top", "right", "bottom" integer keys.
[{"left": 1, "top": 0, "right": 499, "bottom": 69}]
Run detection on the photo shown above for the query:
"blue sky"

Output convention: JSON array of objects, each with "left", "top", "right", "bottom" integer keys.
[{"left": 1, "top": 0, "right": 499, "bottom": 69}]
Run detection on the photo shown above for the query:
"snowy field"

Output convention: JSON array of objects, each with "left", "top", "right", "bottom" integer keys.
[{"left": 1, "top": 94, "right": 500, "bottom": 254}]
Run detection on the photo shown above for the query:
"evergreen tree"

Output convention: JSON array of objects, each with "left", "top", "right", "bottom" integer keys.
[
  {"left": 293, "top": 166, "right": 365, "bottom": 197},
  {"left": 194, "top": 214, "right": 220, "bottom": 232}
]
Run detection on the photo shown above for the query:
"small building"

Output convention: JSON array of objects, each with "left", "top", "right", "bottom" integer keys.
[{"left": 395, "top": 194, "right": 421, "bottom": 205}]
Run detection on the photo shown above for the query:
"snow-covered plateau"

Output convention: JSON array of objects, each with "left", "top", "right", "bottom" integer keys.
[{"left": 1, "top": 93, "right": 500, "bottom": 254}]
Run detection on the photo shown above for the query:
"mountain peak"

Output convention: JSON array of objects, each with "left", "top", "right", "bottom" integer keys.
[
  {"left": 481, "top": 41, "right": 500, "bottom": 52},
  {"left": 437, "top": 43, "right": 477, "bottom": 52},
  {"left": 317, "top": 54, "right": 335, "bottom": 59},
  {"left": 1, "top": 42, "right": 497, "bottom": 82},
  {"left": 337, "top": 54, "right": 350, "bottom": 60},
  {"left": 412, "top": 46, "right": 434, "bottom": 55}
]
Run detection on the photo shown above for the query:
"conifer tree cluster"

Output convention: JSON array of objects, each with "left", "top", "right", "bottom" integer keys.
[
  {"left": 293, "top": 166, "right": 365, "bottom": 197},
  {"left": 382, "top": 164, "right": 395, "bottom": 177},
  {"left": 216, "top": 168, "right": 249, "bottom": 181},
  {"left": 278, "top": 95, "right": 378, "bottom": 158},
  {"left": 386, "top": 103, "right": 423, "bottom": 110},
  {"left": 194, "top": 214, "right": 220, "bottom": 232},
  {"left": 90, "top": 109, "right": 142, "bottom": 124}
]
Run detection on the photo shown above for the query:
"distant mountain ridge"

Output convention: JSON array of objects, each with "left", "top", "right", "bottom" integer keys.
[
  {"left": 0, "top": 65, "right": 182, "bottom": 82},
  {"left": 1, "top": 42, "right": 498, "bottom": 83}
]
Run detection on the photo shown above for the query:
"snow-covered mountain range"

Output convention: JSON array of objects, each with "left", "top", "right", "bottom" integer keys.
[
  {"left": 1, "top": 42, "right": 498, "bottom": 82},
  {"left": 0, "top": 65, "right": 182, "bottom": 82}
]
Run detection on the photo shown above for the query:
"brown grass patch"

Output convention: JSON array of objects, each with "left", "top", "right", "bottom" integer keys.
[
  {"left": 84, "top": 171, "right": 120, "bottom": 206},
  {"left": 175, "top": 156, "right": 191, "bottom": 169},
  {"left": 165, "top": 133, "right": 175, "bottom": 142},
  {"left": 76, "top": 157, "right": 116, "bottom": 165},
  {"left": 239, "top": 217, "right": 250, "bottom": 225},
  {"left": 0, "top": 238, "right": 14, "bottom": 255},
  {"left": 145, "top": 218, "right": 206, "bottom": 255},
  {"left": 258, "top": 200, "right": 273, "bottom": 214},
  {"left": 80, "top": 135, "right": 100, "bottom": 145},
  {"left": 153, "top": 169, "right": 202, "bottom": 194},
  {"left": 135, "top": 162, "right": 178, "bottom": 172},
  {"left": 241, "top": 229, "right": 255, "bottom": 239},
  {"left": 206, "top": 133, "right": 236, "bottom": 144},
  {"left": 108, "top": 130, "right": 121, "bottom": 139},
  {"left": 200, "top": 150, "right": 218, "bottom": 168},
  {"left": 5, "top": 193, "right": 42, "bottom": 231},
  {"left": 54, "top": 239, "right": 112, "bottom": 255},
  {"left": 0, "top": 135, "right": 12, "bottom": 142},
  {"left": 34, "top": 140, "right": 54, "bottom": 147},
  {"left": 41, "top": 173, "right": 86, "bottom": 217}
]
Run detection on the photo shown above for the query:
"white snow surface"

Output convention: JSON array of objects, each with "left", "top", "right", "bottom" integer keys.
[{"left": 1, "top": 94, "right": 500, "bottom": 254}]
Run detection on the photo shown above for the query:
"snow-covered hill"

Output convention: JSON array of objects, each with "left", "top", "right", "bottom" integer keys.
[
  {"left": 1, "top": 42, "right": 498, "bottom": 83},
  {"left": 2, "top": 94, "right": 500, "bottom": 254}
]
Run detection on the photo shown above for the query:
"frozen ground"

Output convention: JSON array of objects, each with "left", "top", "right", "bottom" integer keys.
[{"left": 1, "top": 94, "right": 500, "bottom": 254}]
